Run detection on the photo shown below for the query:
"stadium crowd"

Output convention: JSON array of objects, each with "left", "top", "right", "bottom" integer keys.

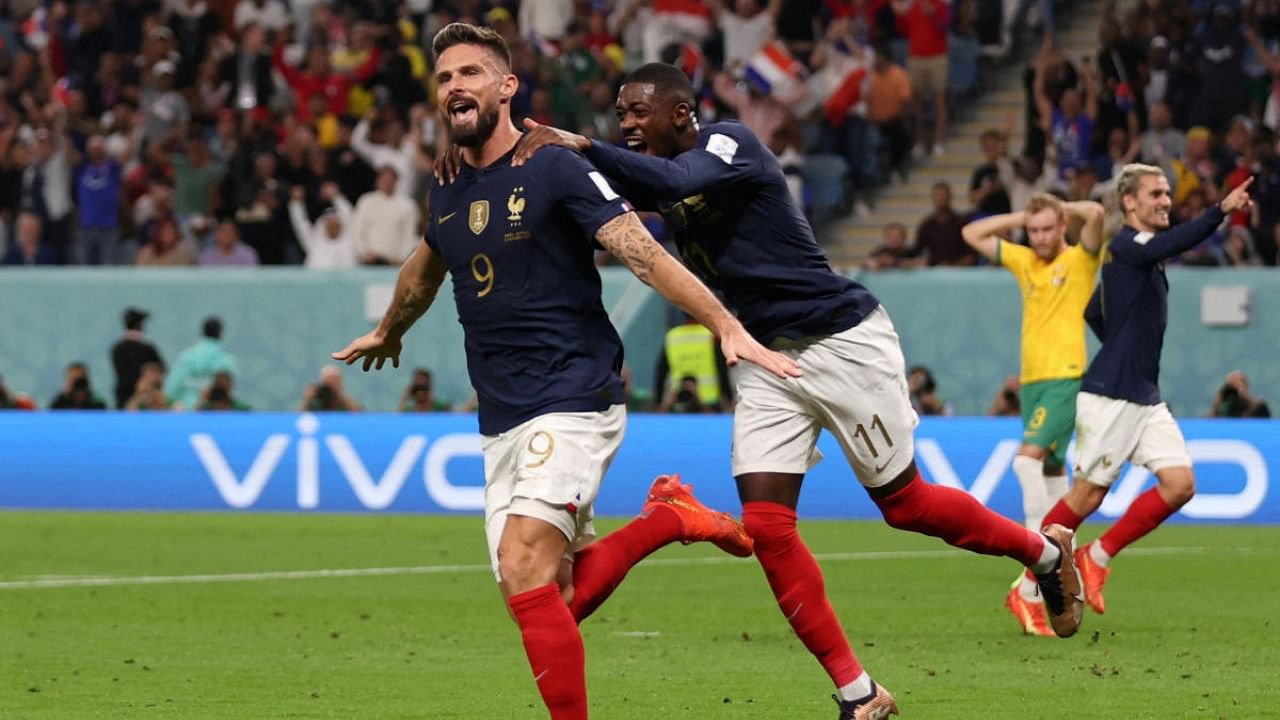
[{"left": 869, "top": 0, "right": 1280, "bottom": 269}]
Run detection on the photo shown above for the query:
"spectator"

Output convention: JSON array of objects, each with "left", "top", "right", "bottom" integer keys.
[
  {"left": 908, "top": 365, "right": 952, "bottom": 415},
  {"left": 400, "top": 368, "right": 451, "bottom": 412},
  {"left": 124, "top": 362, "right": 170, "bottom": 411},
  {"left": 166, "top": 316, "right": 238, "bottom": 410},
  {"left": 970, "top": 127, "right": 1014, "bottom": 215},
  {"left": 140, "top": 60, "right": 191, "bottom": 149},
  {"left": 710, "top": 0, "right": 782, "bottom": 69},
  {"left": 987, "top": 375, "right": 1021, "bottom": 417},
  {"left": 2, "top": 212, "right": 57, "bottom": 266},
  {"left": 660, "top": 374, "right": 716, "bottom": 413},
  {"left": 352, "top": 166, "right": 419, "bottom": 265},
  {"left": 617, "top": 0, "right": 715, "bottom": 64},
  {"left": 199, "top": 220, "right": 261, "bottom": 267},
  {"left": 810, "top": 21, "right": 874, "bottom": 215},
  {"left": 171, "top": 133, "right": 225, "bottom": 228},
  {"left": 49, "top": 362, "right": 108, "bottom": 410},
  {"left": 110, "top": 307, "right": 165, "bottom": 409},
  {"left": 1035, "top": 51, "right": 1099, "bottom": 181},
  {"left": 1220, "top": 226, "right": 1264, "bottom": 266},
  {"left": 289, "top": 183, "right": 358, "bottom": 268},
  {"left": 1192, "top": 3, "right": 1247, "bottom": 134},
  {"left": 24, "top": 124, "right": 74, "bottom": 264},
  {"left": 519, "top": 0, "right": 575, "bottom": 42},
  {"left": 74, "top": 135, "right": 124, "bottom": 266},
  {"left": 352, "top": 111, "right": 417, "bottom": 197},
  {"left": 136, "top": 218, "right": 197, "bottom": 266},
  {"left": 1211, "top": 371, "right": 1271, "bottom": 418},
  {"left": 198, "top": 371, "right": 251, "bottom": 411},
  {"left": 893, "top": 0, "right": 950, "bottom": 156},
  {"left": 218, "top": 23, "right": 275, "bottom": 114},
  {"left": 234, "top": 0, "right": 290, "bottom": 35},
  {"left": 1140, "top": 101, "right": 1186, "bottom": 165},
  {"left": 273, "top": 35, "right": 382, "bottom": 123},
  {"left": 864, "top": 221, "right": 924, "bottom": 270},
  {"left": 712, "top": 69, "right": 805, "bottom": 205},
  {"left": 915, "top": 181, "right": 977, "bottom": 265},
  {"left": 300, "top": 365, "right": 362, "bottom": 411},
  {"left": 865, "top": 44, "right": 914, "bottom": 185},
  {"left": 0, "top": 375, "right": 34, "bottom": 410},
  {"left": 328, "top": 115, "right": 378, "bottom": 204},
  {"left": 1000, "top": 152, "right": 1058, "bottom": 220},
  {"left": 655, "top": 317, "right": 730, "bottom": 413}
]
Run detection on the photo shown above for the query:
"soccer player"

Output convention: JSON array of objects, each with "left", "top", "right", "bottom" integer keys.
[
  {"left": 1039, "top": 167, "right": 1254, "bottom": 615},
  {"left": 961, "top": 194, "right": 1105, "bottom": 636},
  {"left": 486, "top": 63, "right": 1086, "bottom": 718},
  {"left": 332, "top": 25, "right": 801, "bottom": 720}
]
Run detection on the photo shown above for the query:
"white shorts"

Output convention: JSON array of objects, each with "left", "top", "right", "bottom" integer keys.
[
  {"left": 733, "top": 306, "right": 918, "bottom": 488},
  {"left": 481, "top": 404, "right": 626, "bottom": 581},
  {"left": 1073, "top": 392, "right": 1191, "bottom": 487}
]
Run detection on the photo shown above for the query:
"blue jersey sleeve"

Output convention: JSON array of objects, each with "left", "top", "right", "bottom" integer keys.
[
  {"left": 1110, "top": 207, "right": 1225, "bottom": 267},
  {"left": 546, "top": 148, "right": 634, "bottom": 238},
  {"left": 1084, "top": 286, "right": 1105, "bottom": 341},
  {"left": 423, "top": 183, "right": 444, "bottom": 253},
  {"left": 582, "top": 123, "right": 761, "bottom": 199}
]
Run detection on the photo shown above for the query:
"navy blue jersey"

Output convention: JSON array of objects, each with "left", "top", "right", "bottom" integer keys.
[
  {"left": 583, "top": 121, "right": 879, "bottom": 345},
  {"left": 425, "top": 146, "right": 631, "bottom": 434},
  {"left": 1081, "top": 207, "right": 1225, "bottom": 405}
]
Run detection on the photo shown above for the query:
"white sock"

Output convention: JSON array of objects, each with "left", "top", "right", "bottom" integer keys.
[
  {"left": 1030, "top": 535, "right": 1061, "bottom": 574},
  {"left": 1017, "top": 572, "right": 1041, "bottom": 601},
  {"left": 1089, "top": 540, "right": 1113, "bottom": 567},
  {"left": 837, "top": 671, "right": 874, "bottom": 702},
  {"left": 1012, "top": 455, "right": 1049, "bottom": 529},
  {"left": 1044, "top": 472, "right": 1069, "bottom": 507}
]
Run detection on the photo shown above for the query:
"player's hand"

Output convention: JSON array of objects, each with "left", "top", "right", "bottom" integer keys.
[
  {"left": 433, "top": 144, "right": 463, "bottom": 185},
  {"left": 717, "top": 325, "right": 802, "bottom": 380},
  {"left": 511, "top": 119, "right": 590, "bottom": 167},
  {"left": 1220, "top": 176, "right": 1255, "bottom": 214},
  {"left": 331, "top": 331, "right": 403, "bottom": 372}
]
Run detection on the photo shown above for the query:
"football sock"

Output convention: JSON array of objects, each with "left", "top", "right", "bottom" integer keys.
[
  {"left": 1044, "top": 472, "right": 1069, "bottom": 506},
  {"left": 508, "top": 583, "right": 588, "bottom": 720},
  {"left": 1012, "top": 455, "right": 1049, "bottom": 530},
  {"left": 1030, "top": 536, "right": 1062, "bottom": 574},
  {"left": 836, "top": 671, "right": 875, "bottom": 702},
  {"left": 569, "top": 505, "right": 683, "bottom": 622},
  {"left": 1089, "top": 540, "right": 1113, "bottom": 567},
  {"left": 1017, "top": 572, "right": 1040, "bottom": 601},
  {"left": 1041, "top": 498, "right": 1085, "bottom": 532},
  {"left": 1096, "top": 487, "right": 1175, "bottom": 560},
  {"left": 873, "top": 472, "right": 1047, "bottom": 567},
  {"left": 742, "top": 501, "right": 863, "bottom": 688}
]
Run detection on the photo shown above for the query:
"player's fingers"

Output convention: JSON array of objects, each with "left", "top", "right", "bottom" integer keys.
[
  {"left": 361, "top": 355, "right": 373, "bottom": 372},
  {"left": 523, "top": 117, "right": 541, "bottom": 130},
  {"left": 392, "top": 354, "right": 400, "bottom": 369}
]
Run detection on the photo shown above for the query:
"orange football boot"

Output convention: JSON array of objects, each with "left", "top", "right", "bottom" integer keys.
[{"left": 644, "top": 475, "right": 754, "bottom": 557}]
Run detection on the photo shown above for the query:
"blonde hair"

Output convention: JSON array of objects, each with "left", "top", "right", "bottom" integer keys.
[
  {"left": 1024, "top": 192, "right": 1065, "bottom": 219},
  {"left": 1116, "top": 163, "right": 1166, "bottom": 202}
]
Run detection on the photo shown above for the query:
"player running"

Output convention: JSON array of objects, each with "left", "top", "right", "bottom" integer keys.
[
  {"left": 459, "top": 62, "right": 1086, "bottom": 718},
  {"left": 334, "top": 24, "right": 800, "bottom": 720},
  {"left": 1038, "top": 167, "right": 1254, "bottom": 616},
  {"left": 961, "top": 195, "right": 1105, "bottom": 636}
]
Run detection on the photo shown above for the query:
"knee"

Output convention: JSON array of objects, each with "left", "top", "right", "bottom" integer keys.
[
  {"left": 1159, "top": 471, "right": 1196, "bottom": 508},
  {"left": 497, "top": 543, "right": 557, "bottom": 595},
  {"left": 1067, "top": 480, "right": 1108, "bottom": 515},
  {"left": 742, "top": 507, "right": 796, "bottom": 550}
]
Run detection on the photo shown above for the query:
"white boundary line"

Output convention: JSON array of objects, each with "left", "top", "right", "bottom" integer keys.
[{"left": 0, "top": 545, "right": 1262, "bottom": 591}]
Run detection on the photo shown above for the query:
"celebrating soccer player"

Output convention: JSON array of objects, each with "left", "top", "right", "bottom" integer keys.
[
  {"left": 962, "top": 195, "right": 1105, "bottom": 636},
  {"left": 455, "top": 61, "right": 1090, "bottom": 718},
  {"left": 333, "top": 24, "right": 802, "bottom": 720},
  {"left": 1038, "top": 167, "right": 1254, "bottom": 615}
]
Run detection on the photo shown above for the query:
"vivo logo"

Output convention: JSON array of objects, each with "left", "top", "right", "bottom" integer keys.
[
  {"left": 190, "top": 414, "right": 484, "bottom": 511},
  {"left": 916, "top": 438, "right": 1268, "bottom": 520}
]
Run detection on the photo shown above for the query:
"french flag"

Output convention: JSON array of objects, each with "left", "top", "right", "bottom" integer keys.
[{"left": 743, "top": 42, "right": 808, "bottom": 97}]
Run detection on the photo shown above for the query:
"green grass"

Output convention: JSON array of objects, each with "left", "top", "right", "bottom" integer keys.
[{"left": 2, "top": 512, "right": 1278, "bottom": 719}]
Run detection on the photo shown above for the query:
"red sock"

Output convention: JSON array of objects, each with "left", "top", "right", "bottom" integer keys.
[
  {"left": 508, "top": 583, "right": 588, "bottom": 720},
  {"left": 742, "top": 501, "right": 863, "bottom": 688},
  {"left": 569, "top": 505, "right": 683, "bottom": 622},
  {"left": 1097, "top": 487, "right": 1176, "bottom": 558},
  {"left": 1041, "top": 498, "right": 1086, "bottom": 532},
  {"left": 873, "top": 472, "right": 1045, "bottom": 567}
]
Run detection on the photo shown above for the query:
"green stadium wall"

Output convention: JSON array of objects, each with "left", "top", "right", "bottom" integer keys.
[{"left": 0, "top": 267, "right": 1274, "bottom": 416}]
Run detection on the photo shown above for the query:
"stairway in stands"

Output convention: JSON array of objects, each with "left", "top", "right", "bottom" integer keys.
[{"left": 820, "top": 0, "right": 1106, "bottom": 269}]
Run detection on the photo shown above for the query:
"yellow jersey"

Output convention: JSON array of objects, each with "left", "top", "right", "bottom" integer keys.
[{"left": 998, "top": 240, "right": 1101, "bottom": 384}]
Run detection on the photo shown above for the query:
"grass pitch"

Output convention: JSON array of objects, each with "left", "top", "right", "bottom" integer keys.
[{"left": 2, "top": 512, "right": 1278, "bottom": 719}]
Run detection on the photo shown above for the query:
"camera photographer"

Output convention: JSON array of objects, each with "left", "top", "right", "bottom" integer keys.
[
  {"left": 124, "top": 362, "right": 170, "bottom": 411},
  {"left": 49, "top": 362, "right": 108, "bottom": 410},
  {"left": 300, "top": 365, "right": 362, "bottom": 412},
  {"left": 1211, "top": 371, "right": 1271, "bottom": 418}
]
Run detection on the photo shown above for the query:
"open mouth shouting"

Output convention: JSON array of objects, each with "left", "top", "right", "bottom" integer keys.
[
  {"left": 625, "top": 135, "right": 649, "bottom": 154},
  {"left": 447, "top": 96, "right": 479, "bottom": 127}
]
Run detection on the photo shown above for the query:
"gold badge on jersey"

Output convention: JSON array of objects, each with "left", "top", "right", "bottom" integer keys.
[
  {"left": 507, "top": 187, "right": 526, "bottom": 222},
  {"left": 469, "top": 200, "right": 489, "bottom": 235}
]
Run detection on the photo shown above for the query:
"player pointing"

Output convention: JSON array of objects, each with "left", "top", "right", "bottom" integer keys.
[
  {"left": 1039, "top": 168, "right": 1253, "bottom": 616},
  {"left": 335, "top": 24, "right": 799, "bottom": 720},
  {"left": 962, "top": 195, "right": 1105, "bottom": 635}
]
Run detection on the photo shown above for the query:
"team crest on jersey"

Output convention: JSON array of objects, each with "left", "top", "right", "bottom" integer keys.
[
  {"left": 1051, "top": 265, "right": 1067, "bottom": 287},
  {"left": 469, "top": 200, "right": 489, "bottom": 235},
  {"left": 507, "top": 187, "right": 526, "bottom": 222}
]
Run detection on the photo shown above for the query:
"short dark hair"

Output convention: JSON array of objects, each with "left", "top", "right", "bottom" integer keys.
[
  {"left": 202, "top": 316, "right": 223, "bottom": 340},
  {"left": 623, "top": 62, "right": 696, "bottom": 109},
  {"left": 431, "top": 22, "right": 511, "bottom": 70}
]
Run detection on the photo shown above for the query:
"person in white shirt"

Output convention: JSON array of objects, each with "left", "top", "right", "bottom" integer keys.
[
  {"left": 351, "top": 166, "right": 419, "bottom": 265},
  {"left": 710, "top": 0, "right": 781, "bottom": 69},
  {"left": 234, "top": 0, "right": 289, "bottom": 34},
  {"left": 289, "top": 182, "right": 359, "bottom": 269},
  {"left": 518, "top": 0, "right": 574, "bottom": 41},
  {"left": 352, "top": 113, "right": 417, "bottom": 198}
]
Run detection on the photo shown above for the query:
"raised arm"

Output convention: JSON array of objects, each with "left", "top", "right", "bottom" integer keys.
[
  {"left": 1113, "top": 180, "right": 1252, "bottom": 266},
  {"left": 961, "top": 210, "right": 1025, "bottom": 262},
  {"left": 594, "top": 212, "right": 800, "bottom": 379},
  {"left": 1064, "top": 200, "right": 1106, "bottom": 254},
  {"left": 332, "top": 243, "right": 449, "bottom": 371}
]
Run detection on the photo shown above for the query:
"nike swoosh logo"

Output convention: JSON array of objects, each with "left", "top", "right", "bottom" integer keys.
[
  {"left": 873, "top": 452, "right": 899, "bottom": 475},
  {"left": 438, "top": 211, "right": 457, "bottom": 224}
]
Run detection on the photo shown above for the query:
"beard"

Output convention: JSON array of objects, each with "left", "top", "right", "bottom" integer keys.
[{"left": 446, "top": 100, "right": 500, "bottom": 148}]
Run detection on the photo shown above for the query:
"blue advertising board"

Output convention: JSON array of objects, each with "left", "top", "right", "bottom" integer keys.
[{"left": 1, "top": 414, "right": 1275, "bottom": 523}]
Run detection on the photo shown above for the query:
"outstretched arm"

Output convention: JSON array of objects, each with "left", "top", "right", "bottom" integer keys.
[
  {"left": 595, "top": 212, "right": 800, "bottom": 380},
  {"left": 331, "top": 243, "right": 448, "bottom": 371},
  {"left": 1064, "top": 200, "right": 1106, "bottom": 254},
  {"left": 961, "top": 211, "right": 1025, "bottom": 263},
  {"left": 1113, "top": 179, "right": 1253, "bottom": 266}
]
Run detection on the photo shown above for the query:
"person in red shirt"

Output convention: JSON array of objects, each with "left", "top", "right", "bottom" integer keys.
[
  {"left": 273, "top": 40, "right": 381, "bottom": 123},
  {"left": 893, "top": 0, "right": 950, "bottom": 156}
]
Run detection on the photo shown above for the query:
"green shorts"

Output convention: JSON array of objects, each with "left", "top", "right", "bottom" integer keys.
[{"left": 1020, "top": 378, "right": 1080, "bottom": 472}]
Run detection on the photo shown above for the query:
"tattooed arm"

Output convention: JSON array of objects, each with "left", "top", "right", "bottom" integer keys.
[
  {"left": 595, "top": 213, "right": 801, "bottom": 379},
  {"left": 332, "top": 244, "right": 448, "bottom": 371}
]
